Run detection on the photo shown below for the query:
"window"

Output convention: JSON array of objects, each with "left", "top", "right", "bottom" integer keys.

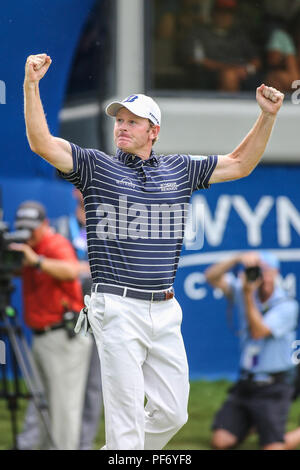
[{"left": 148, "top": 0, "right": 300, "bottom": 94}]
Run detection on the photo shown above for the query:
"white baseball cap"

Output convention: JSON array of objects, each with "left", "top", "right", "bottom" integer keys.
[{"left": 105, "top": 94, "right": 161, "bottom": 126}]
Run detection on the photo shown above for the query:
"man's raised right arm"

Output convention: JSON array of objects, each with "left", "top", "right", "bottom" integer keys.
[{"left": 24, "top": 53, "right": 73, "bottom": 173}]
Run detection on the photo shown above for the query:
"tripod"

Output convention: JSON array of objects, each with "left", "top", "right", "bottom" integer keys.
[{"left": 0, "top": 281, "right": 56, "bottom": 450}]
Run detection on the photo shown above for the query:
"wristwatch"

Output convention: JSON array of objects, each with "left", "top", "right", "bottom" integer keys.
[{"left": 34, "top": 255, "right": 45, "bottom": 270}]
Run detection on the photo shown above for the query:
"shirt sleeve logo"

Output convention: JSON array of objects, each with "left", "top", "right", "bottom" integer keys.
[{"left": 190, "top": 155, "right": 208, "bottom": 161}]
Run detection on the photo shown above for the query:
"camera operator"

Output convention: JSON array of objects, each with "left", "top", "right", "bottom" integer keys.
[
  {"left": 205, "top": 251, "right": 300, "bottom": 450},
  {"left": 9, "top": 201, "right": 92, "bottom": 450},
  {"left": 53, "top": 188, "right": 103, "bottom": 450}
]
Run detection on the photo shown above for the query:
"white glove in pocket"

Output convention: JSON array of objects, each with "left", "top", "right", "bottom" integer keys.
[{"left": 74, "top": 294, "right": 92, "bottom": 336}]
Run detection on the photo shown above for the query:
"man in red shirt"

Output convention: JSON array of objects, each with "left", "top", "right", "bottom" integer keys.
[{"left": 10, "top": 201, "right": 92, "bottom": 450}]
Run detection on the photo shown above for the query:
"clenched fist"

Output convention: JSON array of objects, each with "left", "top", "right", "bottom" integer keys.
[
  {"left": 24, "top": 53, "right": 52, "bottom": 84},
  {"left": 256, "top": 84, "right": 284, "bottom": 115}
]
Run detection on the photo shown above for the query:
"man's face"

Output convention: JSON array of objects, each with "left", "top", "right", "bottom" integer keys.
[
  {"left": 259, "top": 264, "right": 278, "bottom": 298},
  {"left": 26, "top": 221, "right": 47, "bottom": 247},
  {"left": 114, "top": 107, "right": 159, "bottom": 155}
]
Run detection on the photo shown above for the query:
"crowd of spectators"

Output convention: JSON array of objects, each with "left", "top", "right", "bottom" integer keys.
[
  {"left": 65, "top": 0, "right": 300, "bottom": 97},
  {"left": 152, "top": 0, "right": 300, "bottom": 93}
]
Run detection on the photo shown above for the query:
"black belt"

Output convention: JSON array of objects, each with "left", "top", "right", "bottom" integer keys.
[
  {"left": 92, "top": 284, "right": 174, "bottom": 302},
  {"left": 33, "top": 323, "right": 65, "bottom": 336},
  {"left": 240, "top": 369, "right": 292, "bottom": 385}
]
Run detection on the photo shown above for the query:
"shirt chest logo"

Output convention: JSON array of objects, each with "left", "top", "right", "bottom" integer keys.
[
  {"left": 160, "top": 182, "right": 178, "bottom": 192},
  {"left": 116, "top": 177, "right": 136, "bottom": 189}
]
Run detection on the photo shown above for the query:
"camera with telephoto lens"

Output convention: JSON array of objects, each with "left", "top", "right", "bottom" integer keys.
[{"left": 245, "top": 265, "right": 262, "bottom": 282}]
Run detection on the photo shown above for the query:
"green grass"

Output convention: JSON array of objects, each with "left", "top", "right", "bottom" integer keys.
[{"left": 1, "top": 380, "right": 300, "bottom": 450}]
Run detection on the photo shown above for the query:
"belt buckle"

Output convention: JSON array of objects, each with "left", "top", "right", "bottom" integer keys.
[
  {"left": 164, "top": 290, "right": 174, "bottom": 300},
  {"left": 149, "top": 290, "right": 174, "bottom": 301}
]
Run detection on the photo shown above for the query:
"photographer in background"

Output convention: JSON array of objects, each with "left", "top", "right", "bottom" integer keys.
[
  {"left": 10, "top": 201, "right": 92, "bottom": 450},
  {"left": 205, "top": 251, "right": 300, "bottom": 450}
]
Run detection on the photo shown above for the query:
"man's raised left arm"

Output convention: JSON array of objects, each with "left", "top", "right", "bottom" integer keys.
[{"left": 209, "top": 84, "right": 284, "bottom": 184}]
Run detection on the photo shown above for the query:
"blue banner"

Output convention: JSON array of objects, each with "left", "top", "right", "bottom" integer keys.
[
  {"left": 0, "top": 0, "right": 96, "bottom": 179},
  {"left": 0, "top": 0, "right": 97, "bottom": 368},
  {"left": 175, "top": 165, "right": 300, "bottom": 379}
]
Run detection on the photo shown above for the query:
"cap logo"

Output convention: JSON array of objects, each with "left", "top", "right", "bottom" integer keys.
[
  {"left": 149, "top": 112, "right": 159, "bottom": 125},
  {"left": 123, "top": 94, "right": 139, "bottom": 103}
]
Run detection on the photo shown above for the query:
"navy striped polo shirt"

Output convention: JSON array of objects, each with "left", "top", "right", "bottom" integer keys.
[{"left": 59, "top": 143, "right": 217, "bottom": 291}]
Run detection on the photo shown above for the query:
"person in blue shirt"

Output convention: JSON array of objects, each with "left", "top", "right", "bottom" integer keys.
[{"left": 205, "top": 251, "right": 300, "bottom": 450}]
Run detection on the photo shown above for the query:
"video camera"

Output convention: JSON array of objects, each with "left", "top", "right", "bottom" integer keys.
[{"left": 0, "top": 220, "right": 31, "bottom": 280}]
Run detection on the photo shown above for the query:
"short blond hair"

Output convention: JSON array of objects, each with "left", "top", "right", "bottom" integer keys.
[{"left": 148, "top": 120, "right": 159, "bottom": 146}]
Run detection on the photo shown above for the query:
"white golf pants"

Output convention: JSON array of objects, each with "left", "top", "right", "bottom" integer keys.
[{"left": 88, "top": 291, "right": 190, "bottom": 450}]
